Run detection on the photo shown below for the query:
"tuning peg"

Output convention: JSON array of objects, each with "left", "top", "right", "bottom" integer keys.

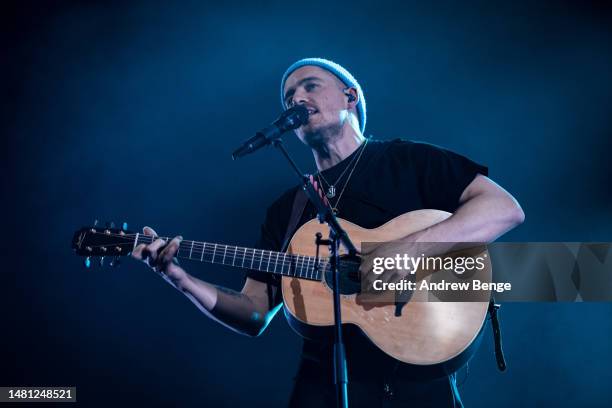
[
  {"left": 110, "top": 256, "right": 121, "bottom": 267},
  {"left": 84, "top": 257, "right": 91, "bottom": 268},
  {"left": 94, "top": 219, "right": 99, "bottom": 227},
  {"left": 99, "top": 256, "right": 105, "bottom": 267},
  {"left": 122, "top": 222, "right": 128, "bottom": 231}
]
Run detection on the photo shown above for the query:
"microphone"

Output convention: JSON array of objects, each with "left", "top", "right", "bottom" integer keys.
[{"left": 232, "top": 105, "right": 309, "bottom": 159}]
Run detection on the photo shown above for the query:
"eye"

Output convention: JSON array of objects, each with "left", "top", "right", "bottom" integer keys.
[{"left": 305, "top": 83, "right": 317, "bottom": 92}]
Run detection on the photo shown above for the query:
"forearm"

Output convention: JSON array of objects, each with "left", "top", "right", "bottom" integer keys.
[
  {"left": 132, "top": 230, "right": 269, "bottom": 337},
  {"left": 388, "top": 191, "right": 524, "bottom": 265},
  {"left": 362, "top": 181, "right": 524, "bottom": 287},
  {"left": 173, "top": 274, "right": 266, "bottom": 337},
  {"left": 410, "top": 192, "right": 525, "bottom": 244}
]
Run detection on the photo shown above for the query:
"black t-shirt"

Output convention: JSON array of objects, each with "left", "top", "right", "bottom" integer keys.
[{"left": 245, "top": 138, "right": 488, "bottom": 382}]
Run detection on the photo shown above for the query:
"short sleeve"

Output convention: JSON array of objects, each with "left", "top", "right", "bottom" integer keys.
[
  {"left": 244, "top": 206, "right": 283, "bottom": 287},
  {"left": 411, "top": 142, "right": 488, "bottom": 213},
  {"left": 243, "top": 190, "right": 297, "bottom": 309}
]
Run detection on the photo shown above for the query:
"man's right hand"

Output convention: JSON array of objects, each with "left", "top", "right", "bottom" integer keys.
[
  {"left": 131, "top": 226, "right": 188, "bottom": 287},
  {"left": 130, "top": 226, "right": 277, "bottom": 336}
]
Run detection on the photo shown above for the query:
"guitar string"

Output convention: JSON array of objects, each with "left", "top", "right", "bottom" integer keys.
[
  {"left": 82, "top": 245, "right": 334, "bottom": 271},
  {"left": 79, "top": 246, "right": 361, "bottom": 281},
  {"left": 81, "top": 231, "right": 356, "bottom": 264},
  {"left": 79, "top": 232, "right": 363, "bottom": 273},
  {"left": 80, "top": 231, "right": 361, "bottom": 266},
  {"left": 79, "top": 231, "right": 363, "bottom": 269},
  {"left": 82, "top": 231, "right": 328, "bottom": 261},
  {"left": 81, "top": 245, "right": 329, "bottom": 279}
]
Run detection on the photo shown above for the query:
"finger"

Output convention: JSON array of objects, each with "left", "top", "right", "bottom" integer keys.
[
  {"left": 134, "top": 227, "right": 157, "bottom": 261},
  {"left": 143, "top": 226, "right": 158, "bottom": 237},
  {"left": 143, "top": 238, "right": 167, "bottom": 265},
  {"left": 360, "top": 268, "right": 375, "bottom": 291},
  {"left": 388, "top": 272, "right": 403, "bottom": 285},
  {"left": 159, "top": 236, "right": 183, "bottom": 266},
  {"left": 131, "top": 243, "right": 147, "bottom": 260},
  {"left": 380, "top": 270, "right": 400, "bottom": 285}
]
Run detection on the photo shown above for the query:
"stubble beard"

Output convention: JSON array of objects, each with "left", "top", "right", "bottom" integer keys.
[{"left": 301, "top": 121, "right": 344, "bottom": 155}]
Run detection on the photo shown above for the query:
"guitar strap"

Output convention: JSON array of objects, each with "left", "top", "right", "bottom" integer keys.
[
  {"left": 264, "top": 187, "right": 308, "bottom": 310},
  {"left": 488, "top": 296, "right": 507, "bottom": 371},
  {"left": 281, "top": 187, "right": 308, "bottom": 252}
]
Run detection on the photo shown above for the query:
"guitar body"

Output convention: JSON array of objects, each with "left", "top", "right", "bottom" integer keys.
[{"left": 281, "top": 209, "right": 491, "bottom": 378}]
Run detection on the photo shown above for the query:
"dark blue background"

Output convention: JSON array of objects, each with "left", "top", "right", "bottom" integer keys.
[{"left": 3, "top": 0, "right": 612, "bottom": 406}]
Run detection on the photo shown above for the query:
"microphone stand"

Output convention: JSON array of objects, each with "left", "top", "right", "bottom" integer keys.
[{"left": 272, "top": 138, "right": 355, "bottom": 408}]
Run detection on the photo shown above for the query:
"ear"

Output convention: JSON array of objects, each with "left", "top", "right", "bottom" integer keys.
[{"left": 343, "top": 87, "right": 359, "bottom": 107}]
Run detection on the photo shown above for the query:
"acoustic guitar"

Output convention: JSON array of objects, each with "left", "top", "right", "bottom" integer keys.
[{"left": 72, "top": 209, "right": 491, "bottom": 378}]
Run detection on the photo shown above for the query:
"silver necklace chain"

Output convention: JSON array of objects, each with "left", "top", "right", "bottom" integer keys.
[
  {"left": 317, "top": 138, "right": 369, "bottom": 200},
  {"left": 317, "top": 138, "right": 369, "bottom": 215},
  {"left": 317, "top": 140, "right": 366, "bottom": 198}
]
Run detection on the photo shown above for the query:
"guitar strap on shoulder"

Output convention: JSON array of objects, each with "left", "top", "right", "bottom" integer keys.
[
  {"left": 281, "top": 187, "right": 309, "bottom": 252},
  {"left": 263, "top": 187, "right": 308, "bottom": 310},
  {"left": 488, "top": 296, "right": 507, "bottom": 371}
]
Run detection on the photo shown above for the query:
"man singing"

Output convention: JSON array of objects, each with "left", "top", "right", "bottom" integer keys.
[{"left": 133, "top": 58, "right": 524, "bottom": 407}]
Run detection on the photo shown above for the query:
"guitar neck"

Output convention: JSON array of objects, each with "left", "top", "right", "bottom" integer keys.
[{"left": 135, "top": 234, "right": 325, "bottom": 281}]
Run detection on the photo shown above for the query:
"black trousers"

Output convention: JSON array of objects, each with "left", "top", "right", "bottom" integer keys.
[{"left": 288, "top": 359, "right": 463, "bottom": 408}]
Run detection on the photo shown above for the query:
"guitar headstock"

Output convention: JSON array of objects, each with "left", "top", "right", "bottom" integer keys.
[{"left": 72, "top": 221, "right": 135, "bottom": 267}]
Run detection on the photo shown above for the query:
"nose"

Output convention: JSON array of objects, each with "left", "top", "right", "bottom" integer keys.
[{"left": 291, "top": 88, "right": 309, "bottom": 107}]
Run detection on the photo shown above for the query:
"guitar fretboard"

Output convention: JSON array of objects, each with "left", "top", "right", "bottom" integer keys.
[{"left": 135, "top": 235, "right": 326, "bottom": 281}]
